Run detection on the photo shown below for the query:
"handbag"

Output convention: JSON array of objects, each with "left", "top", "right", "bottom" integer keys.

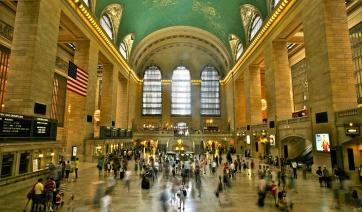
[{"left": 27, "top": 182, "right": 37, "bottom": 199}]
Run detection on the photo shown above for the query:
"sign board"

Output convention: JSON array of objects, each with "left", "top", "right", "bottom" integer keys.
[
  {"left": 345, "top": 126, "right": 360, "bottom": 136},
  {"left": 33, "top": 159, "right": 38, "bottom": 172}
]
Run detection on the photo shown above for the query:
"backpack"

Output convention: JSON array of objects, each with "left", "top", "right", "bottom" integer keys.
[
  {"left": 183, "top": 189, "right": 187, "bottom": 196},
  {"left": 218, "top": 182, "right": 223, "bottom": 191}
]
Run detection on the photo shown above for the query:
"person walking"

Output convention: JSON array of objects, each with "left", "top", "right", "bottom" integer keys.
[
  {"left": 74, "top": 158, "right": 79, "bottom": 179},
  {"left": 292, "top": 161, "right": 297, "bottom": 179},
  {"left": 65, "top": 161, "right": 71, "bottom": 182},
  {"left": 23, "top": 179, "right": 39, "bottom": 212},
  {"left": 250, "top": 159, "right": 255, "bottom": 177},
  {"left": 159, "top": 185, "right": 170, "bottom": 212},
  {"left": 98, "top": 157, "right": 104, "bottom": 177},
  {"left": 216, "top": 175, "right": 223, "bottom": 204},
  {"left": 178, "top": 182, "right": 186, "bottom": 210},
  {"left": 316, "top": 166, "right": 323, "bottom": 187},
  {"left": 124, "top": 169, "right": 131, "bottom": 193},
  {"left": 48, "top": 162, "right": 56, "bottom": 178}
]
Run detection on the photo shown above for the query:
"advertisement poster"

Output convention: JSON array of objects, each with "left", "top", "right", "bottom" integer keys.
[
  {"left": 315, "top": 133, "right": 330, "bottom": 152},
  {"left": 269, "top": 135, "right": 275, "bottom": 146},
  {"left": 33, "top": 159, "right": 38, "bottom": 172},
  {"left": 72, "top": 146, "right": 77, "bottom": 157}
]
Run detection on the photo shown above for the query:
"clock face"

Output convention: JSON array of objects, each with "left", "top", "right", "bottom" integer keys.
[{"left": 177, "top": 139, "right": 182, "bottom": 145}]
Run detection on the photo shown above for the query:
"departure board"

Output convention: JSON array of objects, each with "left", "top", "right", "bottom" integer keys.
[
  {"left": 33, "top": 117, "right": 52, "bottom": 137},
  {"left": 0, "top": 113, "right": 32, "bottom": 137}
]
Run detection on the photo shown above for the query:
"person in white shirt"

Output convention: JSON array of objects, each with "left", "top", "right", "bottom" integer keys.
[
  {"left": 291, "top": 162, "right": 298, "bottom": 179},
  {"left": 100, "top": 189, "right": 112, "bottom": 212},
  {"left": 124, "top": 170, "right": 131, "bottom": 193}
]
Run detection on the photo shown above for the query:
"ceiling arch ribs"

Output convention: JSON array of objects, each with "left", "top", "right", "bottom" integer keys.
[{"left": 130, "top": 26, "right": 232, "bottom": 78}]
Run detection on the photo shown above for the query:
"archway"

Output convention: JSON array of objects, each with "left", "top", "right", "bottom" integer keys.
[{"left": 280, "top": 136, "right": 313, "bottom": 167}]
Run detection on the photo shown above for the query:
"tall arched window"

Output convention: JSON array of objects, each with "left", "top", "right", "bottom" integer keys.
[
  {"left": 83, "top": 0, "right": 90, "bottom": 8},
  {"left": 171, "top": 66, "right": 191, "bottom": 116},
  {"left": 271, "top": 0, "right": 281, "bottom": 10},
  {"left": 250, "top": 15, "right": 262, "bottom": 41},
  {"left": 119, "top": 41, "right": 127, "bottom": 59},
  {"left": 142, "top": 66, "right": 162, "bottom": 115},
  {"left": 100, "top": 14, "right": 113, "bottom": 40},
  {"left": 200, "top": 66, "right": 220, "bottom": 116},
  {"left": 236, "top": 42, "right": 244, "bottom": 61}
]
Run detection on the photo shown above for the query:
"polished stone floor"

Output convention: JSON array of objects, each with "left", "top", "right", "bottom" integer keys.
[{"left": 2, "top": 157, "right": 362, "bottom": 212}]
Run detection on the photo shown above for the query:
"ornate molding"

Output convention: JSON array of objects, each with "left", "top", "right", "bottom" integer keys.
[
  {"left": 0, "top": 20, "right": 13, "bottom": 42},
  {"left": 55, "top": 56, "right": 69, "bottom": 73},
  {"left": 104, "top": 4, "right": 123, "bottom": 41},
  {"left": 228, "top": 34, "right": 241, "bottom": 63},
  {"left": 123, "top": 33, "right": 135, "bottom": 62},
  {"left": 240, "top": 4, "right": 261, "bottom": 40}
]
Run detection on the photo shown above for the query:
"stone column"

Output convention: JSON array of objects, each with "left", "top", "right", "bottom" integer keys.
[
  {"left": 191, "top": 82, "right": 200, "bottom": 130},
  {"left": 99, "top": 64, "right": 117, "bottom": 127},
  {"left": 244, "top": 65, "right": 262, "bottom": 125},
  {"left": 303, "top": 0, "right": 356, "bottom": 166},
  {"left": 65, "top": 40, "right": 98, "bottom": 161},
  {"left": 264, "top": 41, "right": 293, "bottom": 123},
  {"left": 244, "top": 65, "right": 262, "bottom": 158},
  {"left": 116, "top": 77, "right": 128, "bottom": 128},
  {"left": 6, "top": 0, "right": 61, "bottom": 116},
  {"left": 235, "top": 79, "right": 246, "bottom": 127},
  {"left": 161, "top": 82, "right": 171, "bottom": 129}
]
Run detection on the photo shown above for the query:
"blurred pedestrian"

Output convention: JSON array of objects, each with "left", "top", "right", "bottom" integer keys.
[
  {"left": 100, "top": 189, "right": 112, "bottom": 212},
  {"left": 331, "top": 176, "right": 341, "bottom": 209},
  {"left": 124, "top": 169, "right": 131, "bottom": 193},
  {"left": 65, "top": 161, "right": 71, "bottom": 182},
  {"left": 74, "top": 158, "right": 79, "bottom": 179},
  {"left": 159, "top": 185, "right": 170, "bottom": 212}
]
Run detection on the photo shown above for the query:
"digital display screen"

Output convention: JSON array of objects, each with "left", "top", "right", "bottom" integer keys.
[
  {"left": 0, "top": 113, "right": 32, "bottom": 137},
  {"left": 315, "top": 133, "right": 330, "bottom": 152},
  {"left": 246, "top": 135, "right": 251, "bottom": 144}
]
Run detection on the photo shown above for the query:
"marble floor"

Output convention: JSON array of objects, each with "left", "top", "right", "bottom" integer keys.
[{"left": 1, "top": 157, "right": 361, "bottom": 212}]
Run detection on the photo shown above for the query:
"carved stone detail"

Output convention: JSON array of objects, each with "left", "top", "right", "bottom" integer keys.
[
  {"left": 228, "top": 34, "right": 241, "bottom": 62},
  {"left": 104, "top": 4, "right": 123, "bottom": 41},
  {"left": 240, "top": 4, "right": 261, "bottom": 38},
  {"left": 0, "top": 20, "right": 14, "bottom": 41},
  {"left": 55, "top": 56, "right": 69, "bottom": 73}
]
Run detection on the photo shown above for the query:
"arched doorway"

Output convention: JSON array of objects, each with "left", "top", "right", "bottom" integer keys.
[{"left": 280, "top": 136, "right": 313, "bottom": 167}]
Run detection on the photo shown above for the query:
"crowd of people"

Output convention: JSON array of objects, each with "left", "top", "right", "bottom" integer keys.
[{"left": 22, "top": 148, "right": 362, "bottom": 212}]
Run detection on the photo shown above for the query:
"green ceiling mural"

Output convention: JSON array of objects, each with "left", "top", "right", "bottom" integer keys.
[{"left": 95, "top": 0, "right": 269, "bottom": 54}]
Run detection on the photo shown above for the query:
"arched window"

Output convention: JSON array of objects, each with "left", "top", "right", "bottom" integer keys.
[
  {"left": 236, "top": 42, "right": 244, "bottom": 61},
  {"left": 271, "top": 0, "right": 281, "bottom": 10},
  {"left": 171, "top": 66, "right": 191, "bottom": 116},
  {"left": 249, "top": 15, "right": 262, "bottom": 41},
  {"left": 200, "top": 66, "right": 220, "bottom": 116},
  {"left": 142, "top": 66, "right": 162, "bottom": 115},
  {"left": 119, "top": 41, "right": 127, "bottom": 59},
  {"left": 100, "top": 14, "right": 113, "bottom": 40},
  {"left": 83, "top": 0, "right": 90, "bottom": 8}
]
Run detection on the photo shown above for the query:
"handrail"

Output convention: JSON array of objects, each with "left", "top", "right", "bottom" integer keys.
[{"left": 0, "top": 169, "right": 48, "bottom": 187}]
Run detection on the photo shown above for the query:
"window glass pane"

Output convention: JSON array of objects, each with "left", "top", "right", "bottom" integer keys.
[
  {"left": 142, "top": 66, "right": 162, "bottom": 115},
  {"left": 271, "top": 0, "right": 281, "bottom": 10},
  {"left": 100, "top": 15, "right": 113, "bottom": 40},
  {"left": 350, "top": 22, "right": 362, "bottom": 104},
  {"left": 171, "top": 66, "right": 191, "bottom": 115},
  {"left": 250, "top": 15, "right": 262, "bottom": 41},
  {"left": 236, "top": 42, "right": 243, "bottom": 61},
  {"left": 119, "top": 42, "right": 127, "bottom": 59},
  {"left": 200, "top": 66, "right": 220, "bottom": 116}
]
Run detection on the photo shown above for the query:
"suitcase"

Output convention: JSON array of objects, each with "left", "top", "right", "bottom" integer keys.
[
  {"left": 120, "top": 171, "right": 125, "bottom": 180},
  {"left": 141, "top": 176, "right": 150, "bottom": 189}
]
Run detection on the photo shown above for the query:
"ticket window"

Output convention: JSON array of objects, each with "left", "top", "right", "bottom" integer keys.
[
  {"left": 95, "top": 146, "right": 102, "bottom": 155},
  {"left": 1, "top": 154, "right": 14, "bottom": 178},
  {"left": 19, "top": 153, "right": 30, "bottom": 174}
]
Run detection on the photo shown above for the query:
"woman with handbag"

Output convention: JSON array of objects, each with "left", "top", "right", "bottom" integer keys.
[{"left": 23, "top": 179, "right": 40, "bottom": 212}]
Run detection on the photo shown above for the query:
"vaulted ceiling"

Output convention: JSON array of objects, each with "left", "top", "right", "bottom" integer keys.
[{"left": 94, "top": 0, "right": 269, "bottom": 78}]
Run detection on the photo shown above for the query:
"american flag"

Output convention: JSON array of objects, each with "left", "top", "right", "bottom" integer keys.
[{"left": 67, "top": 61, "right": 88, "bottom": 97}]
